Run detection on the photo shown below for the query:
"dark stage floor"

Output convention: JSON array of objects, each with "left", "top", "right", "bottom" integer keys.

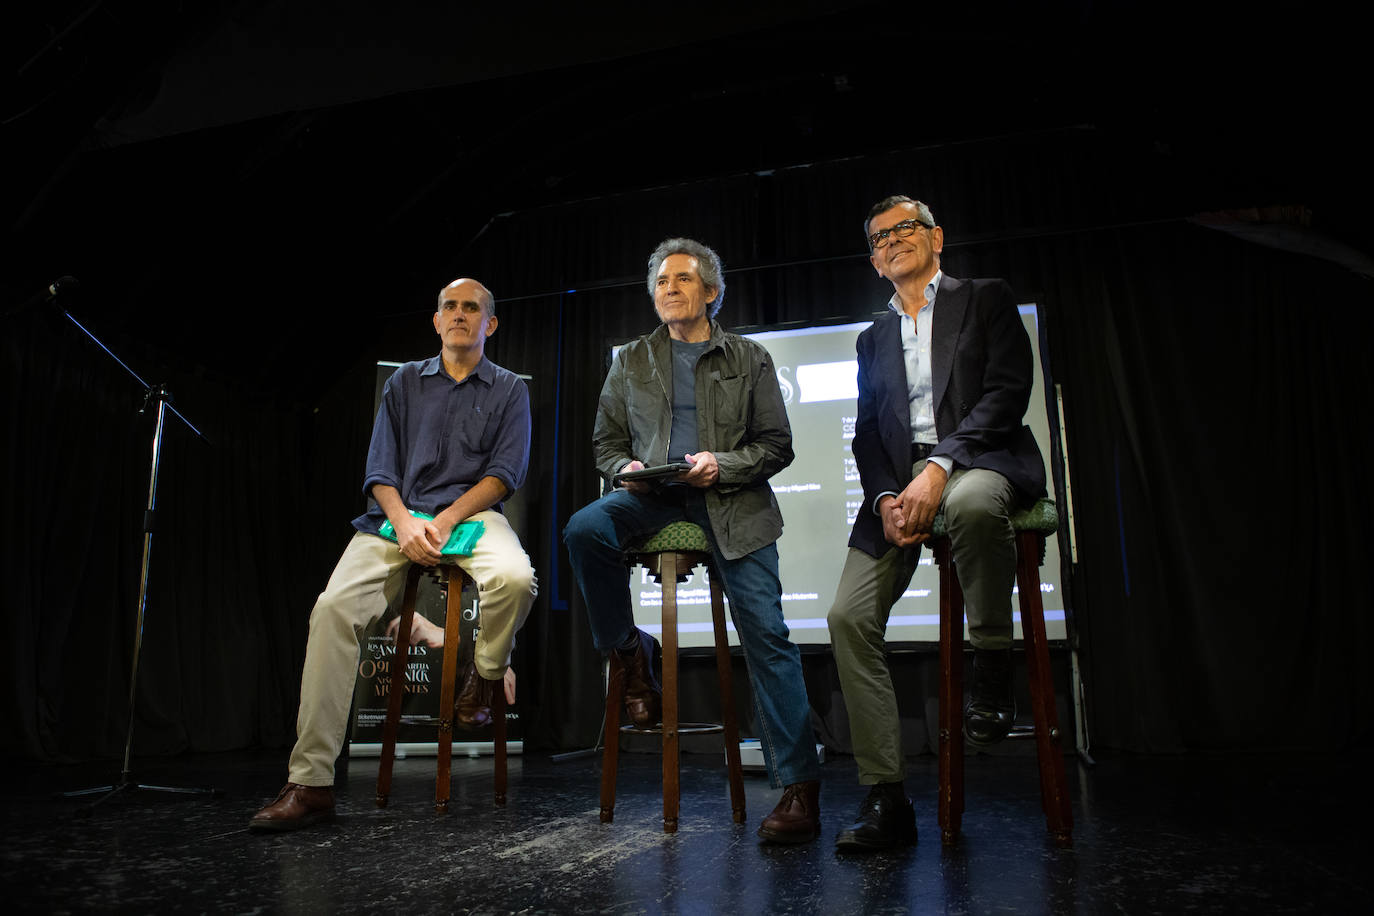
[{"left": 0, "top": 745, "right": 1367, "bottom": 914}]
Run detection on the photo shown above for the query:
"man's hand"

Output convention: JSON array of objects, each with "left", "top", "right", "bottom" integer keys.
[
  {"left": 503, "top": 668, "right": 517, "bottom": 705},
  {"left": 427, "top": 516, "right": 454, "bottom": 554},
  {"left": 680, "top": 451, "right": 719, "bottom": 488},
  {"left": 878, "top": 494, "right": 916, "bottom": 548},
  {"left": 386, "top": 611, "right": 446, "bottom": 648},
  {"left": 618, "top": 460, "right": 651, "bottom": 494},
  {"left": 894, "top": 462, "right": 948, "bottom": 545},
  {"left": 393, "top": 512, "right": 443, "bottom": 566}
]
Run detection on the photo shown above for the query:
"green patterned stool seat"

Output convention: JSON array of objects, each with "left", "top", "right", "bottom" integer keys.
[
  {"left": 931, "top": 497, "right": 1058, "bottom": 540},
  {"left": 631, "top": 521, "right": 712, "bottom": 554}
]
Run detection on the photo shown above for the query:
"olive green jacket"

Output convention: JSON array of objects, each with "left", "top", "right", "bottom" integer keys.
[{"left": 593, "top": 320, "right": 794, "bottom": 560}]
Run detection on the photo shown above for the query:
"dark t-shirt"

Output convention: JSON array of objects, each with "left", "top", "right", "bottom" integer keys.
[{"left": 667, "top": 338, "right": 710, "bottom": 460}]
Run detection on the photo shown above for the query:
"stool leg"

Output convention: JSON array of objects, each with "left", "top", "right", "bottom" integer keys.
[
  {"left": 1017, "top": 532, "right": 1073, "bottom": 846},
  {"left": 435, "top": 567, "right": 465, "bottom": 814},
  {"left": 599, "top": 654, "right": 625, "bottom": 823},
  {"left": 493, "top": 671, "right": 508, "bottom": 807},
  {"left": 936, "top": 540, "right": 965, "bottom": 846},
  {"left": 377, "top": 565, "right": 422, "bottom": 808},
  {"left": 661, "top": 555, "right": 681, "bottom": 834},
  {"left": 708, "top": 566, "right": 746, "bottom": 825}
]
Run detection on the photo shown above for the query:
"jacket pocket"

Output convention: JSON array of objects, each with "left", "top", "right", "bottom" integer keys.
[
  {"left": 712, "top": 375, "right": 748, "bottom": 447},
  {"left": 625, "top": 369, "right": 663, "bottom": 437}
]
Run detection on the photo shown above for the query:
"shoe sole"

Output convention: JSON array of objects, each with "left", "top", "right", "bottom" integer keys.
[
  {"left": 248, "top": 810, "right": 335, "bottom": 832},
  {"left": 756, "top": 824, "right": 820, "bottom": 844},
  {"left": 834, "top": 829, "right": 917, "bottom": 851},
  {"left": 962, "top": 724, "right": 1012, "bottom": 749}
]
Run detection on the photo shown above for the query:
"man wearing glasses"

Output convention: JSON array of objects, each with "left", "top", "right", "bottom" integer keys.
[{"left": 826, "top": 196, "right": 1046, "bottom": 850}]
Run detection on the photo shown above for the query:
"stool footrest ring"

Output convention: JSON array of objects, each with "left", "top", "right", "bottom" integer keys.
[{"left": 619, "top": 722, "right": 725, "bottom": 736}]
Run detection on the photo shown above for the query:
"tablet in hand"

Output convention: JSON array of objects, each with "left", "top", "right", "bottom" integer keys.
[{"left": 613, "top": 461, "right": 692, "bottom": 487}]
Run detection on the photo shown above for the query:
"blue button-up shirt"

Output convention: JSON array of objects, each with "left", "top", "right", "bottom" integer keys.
[{"left": 351, "top": 355, "right": 531, "bottom": 535}]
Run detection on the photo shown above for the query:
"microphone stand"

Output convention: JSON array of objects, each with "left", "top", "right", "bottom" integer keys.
[{"left": 54, "top": 303, "right": 221, "bottom": 813}]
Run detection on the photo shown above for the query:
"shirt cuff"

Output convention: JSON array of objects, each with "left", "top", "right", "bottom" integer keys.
[{"left": 872, "top": 491, "right": 898, "bottom": 516}]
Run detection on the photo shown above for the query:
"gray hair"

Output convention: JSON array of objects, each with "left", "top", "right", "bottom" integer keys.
[
  {"left": 864, "top": 196, "right": 936, "bottom": 247},
  {"left": 645, "top": 237, "right": 725, "bottom": 318}
]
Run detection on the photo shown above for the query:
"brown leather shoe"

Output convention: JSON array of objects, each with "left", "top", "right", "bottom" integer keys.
[
  {"left": 617, "top": 629, "right": 662, "bottom": 728},
  {"left": 756, "top": 780, "right": 821, "bottom": 844},
  {"left": 456, "top": 661, "right": 499, "bottom": 729},
  {"left": 248, "top": 783, "right": 335, "bottom": 832}
]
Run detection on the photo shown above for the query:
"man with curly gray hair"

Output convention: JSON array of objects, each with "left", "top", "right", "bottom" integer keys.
[
  {"left": 565, "top": 237, "right": 822, "bottom": 844},
  {"left": 643, "top": 237, "right": 726, "bottom": 317}
]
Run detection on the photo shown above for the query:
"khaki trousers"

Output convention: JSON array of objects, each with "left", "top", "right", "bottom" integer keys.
[
  {"left": 827, "top": 464, "right": 1019, "bottom": 784},
  {"left": 288, "top": 511, "right": 536, "bottom": 786}
]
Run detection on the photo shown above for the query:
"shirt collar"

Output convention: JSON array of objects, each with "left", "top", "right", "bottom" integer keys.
[
  {"left": 886, "top": 269, "right": 943, "bottom": 315},
  {"left": 651, "top": 318, "right": 724, "bottom": 349},
  {"left": 421, "top": 354, "right": 491, "bottom": 385}
]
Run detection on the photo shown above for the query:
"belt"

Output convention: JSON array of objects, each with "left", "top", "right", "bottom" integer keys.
[{"left": 911, "top": 442, "right": 937, "bottom": 462}]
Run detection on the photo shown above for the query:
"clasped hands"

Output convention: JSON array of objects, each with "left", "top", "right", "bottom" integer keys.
[
  {"left": 617, "top": 451, "right": 719, "bottom": 494},
  {"left": 880, "top": 463, "right": 948, "bottom": 548},
  {"left": 392, "top": 513, "right": 451, "bottom": 566}
]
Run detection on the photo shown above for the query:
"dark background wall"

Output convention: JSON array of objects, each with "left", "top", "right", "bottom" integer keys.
[{"left": 4, "top": 0, "right": 1370, "bottom": 764}]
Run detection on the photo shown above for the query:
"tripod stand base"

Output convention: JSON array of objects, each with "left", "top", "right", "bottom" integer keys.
[{"left": 61, "top": 776, "right": 223, "bottom": 816}]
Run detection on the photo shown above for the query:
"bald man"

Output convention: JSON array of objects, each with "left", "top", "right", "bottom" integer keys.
[{"left": 250, "top": 278, "right": 537, "bottom": 831}]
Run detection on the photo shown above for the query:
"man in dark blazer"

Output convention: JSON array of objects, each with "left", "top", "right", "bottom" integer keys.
[{"left": 826, "top": 195, "right": 1046, "bottom": 850}]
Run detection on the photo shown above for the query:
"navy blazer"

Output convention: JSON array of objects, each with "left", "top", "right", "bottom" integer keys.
[{"left": 848, "top": 274, "right": 1046, "bottom": 557}]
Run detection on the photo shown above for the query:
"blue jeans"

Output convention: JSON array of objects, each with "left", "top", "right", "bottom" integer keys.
[{"left": 564, "top": 487, "right": 819, "bottom": 788}]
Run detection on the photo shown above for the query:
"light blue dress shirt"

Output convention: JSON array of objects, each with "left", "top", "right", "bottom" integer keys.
[
  {"left": 871, "top": 271, "right": 954, "bottom": 516},
  {"left": 887, "top": 271, "right": 953, "bottom": 477}
]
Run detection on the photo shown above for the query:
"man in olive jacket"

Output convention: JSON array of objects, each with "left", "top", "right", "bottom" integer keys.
[{"left": 564, "top": 237, "right": 821, "bottom": 844}]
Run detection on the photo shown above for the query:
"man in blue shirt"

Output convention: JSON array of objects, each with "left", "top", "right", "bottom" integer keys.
[
  {"left": 564, "top": 238, "right": 822, "bottom": 844},
  {"left": 250, "top": 278, "right": 537, "bottom": 832},
  {"left": 827, "top": 197, "right": 1046, "bottom": 850}
]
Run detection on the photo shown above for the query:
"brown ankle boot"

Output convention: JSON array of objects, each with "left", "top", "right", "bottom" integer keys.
[
  {"left": 456, "top": 661, "right": 499, "bottom": 728},
  {"left": 617, "top": 629, "right": 662, "bottom": 728}
]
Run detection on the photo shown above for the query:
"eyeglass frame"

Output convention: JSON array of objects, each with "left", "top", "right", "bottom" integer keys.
[{"left": 867, "top": 217, "right": 933, "bottom": 250}]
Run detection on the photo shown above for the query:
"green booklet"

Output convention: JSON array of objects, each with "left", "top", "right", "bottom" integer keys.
[{"left": 377, "top": 511, "right": 484, "bottom": 556}]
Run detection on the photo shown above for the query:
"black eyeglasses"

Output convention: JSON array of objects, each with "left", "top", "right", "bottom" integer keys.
[{"left": 868, "top": 218, "right": 932, "bottom": 250}]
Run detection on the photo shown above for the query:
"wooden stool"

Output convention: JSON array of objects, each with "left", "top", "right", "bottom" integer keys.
[
  {"left": 598, "top": 521, "right": 747, "bottom": 834},
  {"left": 375, "top": 561, "right": 507, "bottom": 812},
  {"left": 932, "top": 497, "right": 1072, "bottom": 846}
]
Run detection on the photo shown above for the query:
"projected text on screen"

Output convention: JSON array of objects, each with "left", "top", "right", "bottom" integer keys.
[{"left": 620, "top": 310, "right": 1064, "bottom": 648}]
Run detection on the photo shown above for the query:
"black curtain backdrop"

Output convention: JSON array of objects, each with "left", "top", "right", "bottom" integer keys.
[{"left": 5, "top": 128, "right": 1371, "bottom": 765}]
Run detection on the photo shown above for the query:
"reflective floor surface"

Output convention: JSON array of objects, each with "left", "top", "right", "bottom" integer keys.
[{"left": 1, "top": 744, "right": 1367, "bottom": 913}]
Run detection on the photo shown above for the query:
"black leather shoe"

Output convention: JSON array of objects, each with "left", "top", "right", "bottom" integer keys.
[
  {"left": 964, "top": 647, "right": 1015, "bottom": 747},
  {"left": 456, "top": 661, "right": 498, "bottom": 729},
  {"left": 617, "top": 629, "right": 662, "bottom": 728},
  {"left": 834, "top": 785, "right": 916, "bottom": 850}
]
